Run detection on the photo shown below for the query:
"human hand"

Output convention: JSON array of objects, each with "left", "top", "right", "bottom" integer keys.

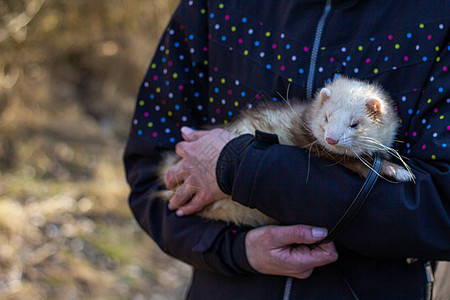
[
  {"left": 165, "top": 127, "right": 238, "bottom": 216},
  {"left": 245, "top": 225, "right": 338, "bottom": 279}
]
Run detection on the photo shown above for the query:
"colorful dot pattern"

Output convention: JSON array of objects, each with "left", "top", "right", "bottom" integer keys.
[{"left": 131, "top": 0, "right": 449, "bottom": 162}]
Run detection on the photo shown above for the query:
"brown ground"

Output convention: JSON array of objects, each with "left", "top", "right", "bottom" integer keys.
[
  {"left": 434, "top": 261, "right": 450, "bottom": 300},
  {"left": 0, "top": 0, "right": 191, "bottom": 299}
]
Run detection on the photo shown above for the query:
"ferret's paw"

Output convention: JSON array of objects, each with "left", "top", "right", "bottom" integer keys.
[
  {"left": 382, "top": 163, "right": 414, "bottom": 182},
  {"left": 393, "top": 168, "right": 415, "bottom": 182},
  {"left": 386, "top": 166, "right": 414, "bottom": 182}
]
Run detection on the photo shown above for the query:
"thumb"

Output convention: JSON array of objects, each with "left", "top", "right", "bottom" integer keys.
[
  {"left": 181, "top": 127, "right": 209, "bottom": 141},
  {"left": 270, "top": 225, "right": 328, "bottom": 246}
]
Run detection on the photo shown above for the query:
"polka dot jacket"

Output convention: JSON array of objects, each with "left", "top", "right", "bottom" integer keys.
[
  {"left": 131, "top": 0, "right": 448, "bottom": 162},
  {"left": 125, "top": 1, "right": 449, "bottom": 299}
]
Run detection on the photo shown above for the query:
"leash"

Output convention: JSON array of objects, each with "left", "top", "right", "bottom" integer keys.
[
  {"left": 283, "top": 156, "right": 383, "bottom": 300},
  {"left": 316, "top": 154, "right": 383, "bottom": 245}
]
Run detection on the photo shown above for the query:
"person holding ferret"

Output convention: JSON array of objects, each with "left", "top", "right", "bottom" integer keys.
[{"left": 124, "top": 1, "right": 450, "bottom": 299}]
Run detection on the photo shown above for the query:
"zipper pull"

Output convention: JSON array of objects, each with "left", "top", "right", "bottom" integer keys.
[{"left": 424, "top": 261, "right": 434, "bottom": 300}]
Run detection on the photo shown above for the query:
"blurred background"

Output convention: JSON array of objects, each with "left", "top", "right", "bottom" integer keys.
[
  {"left": 1, "top": 1, "right": 448, "bottom": 300},
  {"left": 0, "top": 0, "right": 192, "bottom": 299}
]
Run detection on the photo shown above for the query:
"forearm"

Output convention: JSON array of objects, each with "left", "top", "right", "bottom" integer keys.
[
  {"left": 124, "top": 136, "right": 256, "bottom": 275},
  {"left": 217, "top": 134, "right": 450, "bottom": 260}
]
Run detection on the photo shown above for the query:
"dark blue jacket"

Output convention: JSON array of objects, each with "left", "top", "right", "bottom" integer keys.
[{"left": 124, "top": 0, "right": 450, "bottom": 298}]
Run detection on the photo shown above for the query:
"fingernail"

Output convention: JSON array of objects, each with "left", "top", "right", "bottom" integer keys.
[
  {"left": 312, "top": 227, "right": 328, "bottom": 238},
  {"left": 176, "top": 209, "right": 184, "bottom": 217},
  {"left": 168, "top": 203, "right": 174, "bottom": 211},
  {"left": 181, "top": 127, "right": 194, "bottom": 135}
]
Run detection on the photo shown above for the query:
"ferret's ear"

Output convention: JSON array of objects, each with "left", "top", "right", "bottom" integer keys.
[
  {"left": 319, "top": 88, "right": 331, "bottom": 106},
  {"left": 366, "top": 98, "right": 382, "bottom": 120}
]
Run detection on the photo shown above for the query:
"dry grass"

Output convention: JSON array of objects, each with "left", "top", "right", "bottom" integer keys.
[{"left": 0, "top": 0, "right": 191, "bottom": 299}]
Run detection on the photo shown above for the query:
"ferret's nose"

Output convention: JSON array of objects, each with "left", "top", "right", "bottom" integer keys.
[{"left": 326, "top": 137, "right": 339, "bottom": 145}]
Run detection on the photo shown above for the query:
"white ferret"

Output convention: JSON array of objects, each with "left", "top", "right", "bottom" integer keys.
[{"left": 157, "top": 77, "right": 414, "bottom": 227}]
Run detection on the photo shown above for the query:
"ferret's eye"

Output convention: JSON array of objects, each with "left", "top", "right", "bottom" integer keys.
[{"left": 350, "top": 123, "right": 359, "bottom": 128}]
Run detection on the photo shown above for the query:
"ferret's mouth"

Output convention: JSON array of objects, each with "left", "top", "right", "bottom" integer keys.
[{"left": 323, "top": 143, "right": 356, "bottom": 157}]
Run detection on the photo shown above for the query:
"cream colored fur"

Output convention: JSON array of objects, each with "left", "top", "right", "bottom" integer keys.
[
  {"left": 156, "top": 77, "right": 414, "bottom": 227},
  {"left": 156, "top": 153, "right": 277, "bottom": 226}
]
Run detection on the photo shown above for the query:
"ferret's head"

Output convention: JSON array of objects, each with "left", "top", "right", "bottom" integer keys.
[{"left": 309, "top": 77, "right": 399, "bottom": 157}]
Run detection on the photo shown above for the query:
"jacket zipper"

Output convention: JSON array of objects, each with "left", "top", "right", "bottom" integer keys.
[
  {"left": 282, "top": 277, "right": 292, "bottom": 300},
  {"left": 282, "top": 2, "right": 332, "bottom": 299},
  {"left": 306, "top": 0, "right": 332, "bottom": 100}
]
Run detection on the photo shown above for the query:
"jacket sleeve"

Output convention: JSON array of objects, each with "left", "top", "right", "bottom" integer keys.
[
  {"left": 124, "top": 0, "right": 256, "bottom": 276},
  {"left": 217, "top": 48, "right": 450, "bottom": 261}
]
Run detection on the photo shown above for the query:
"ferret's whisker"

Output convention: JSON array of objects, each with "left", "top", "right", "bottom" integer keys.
[
  {"left": 276, "top": 91, "right": 287, "bottom": 102},
  {"left": 352, "top": 150, "right": 397, "bottom": 184},
  {"left": 286, "top": 82, "right": 291, "bottom": 102},
  {"left": 359, "top": 137, "right": 414, "bottom": 180},
  {"left": 277, "top": 91, "right": 312, "bottom": 134},
  {"left": 302, "top": 141, "right": 318, "bottom": 148},
  {"left": 361, "top": 137, "right": 403, "bottom": 156},
  {"left": 326, "top": 156, "right": 345, "bottom": 166},
  {"left": 305, "top": 140, "right": 319, "bottom": 183}
]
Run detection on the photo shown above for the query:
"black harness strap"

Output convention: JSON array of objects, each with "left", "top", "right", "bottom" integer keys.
[{"left": 316, "top": 154, "right": 384, "bottom": 245}]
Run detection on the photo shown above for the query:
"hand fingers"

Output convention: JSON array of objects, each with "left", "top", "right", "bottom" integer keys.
[
  {"left": 168, "top": 178, "right": 199, "bottom": 210},
  {"left": 269, "top": 225, "right": 328, "bottom": 247},
  {"left": 175, "top": 140, "right": 197, "bottom": 159},
  {"left": 291, "top": 268, "right": 315, "bottom": 280},
  {"left": 175, "top": 193, "right": 208, "bottom": 216},
  {"left": 310, "top": 242, "right": 339, "bottom": 267},
  {"left": 181, "top": 127, "right": 210, "bottom": 142},
  {"left": 280, "top": 242, "right": 338, "bottom": 276},
  {"left": 175, "top": 141, "right": 188, "bottom": 157},
  {"left": 165, "top": 161, "right": 193, "bottom": 189},
  {"left": 302, "top": 243, "right": 338, "bottom": 270}
]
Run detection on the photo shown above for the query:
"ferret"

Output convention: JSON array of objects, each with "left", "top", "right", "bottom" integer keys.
[{"left": 156, "top": 77, "right": 415, "bottom": 227}]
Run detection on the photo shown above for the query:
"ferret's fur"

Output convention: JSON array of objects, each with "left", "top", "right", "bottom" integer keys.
[{"left": 156, "top": 77, "right": 414, "bottom": 227}]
